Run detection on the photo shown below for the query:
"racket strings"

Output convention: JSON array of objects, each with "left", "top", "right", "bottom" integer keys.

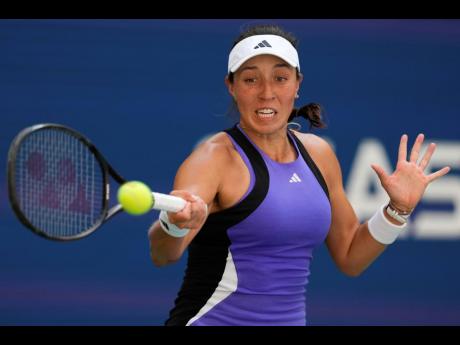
[{"left": 15, "top": 128, "right": 105, "bottom": 239}]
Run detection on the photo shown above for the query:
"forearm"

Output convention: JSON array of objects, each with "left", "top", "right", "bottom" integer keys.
[
  {"left": 341, "top": 222, "right": 387, "bottom": 276},
  {"left": 340, "top": 207, "right": 405, "bottom": 276},
  {"left": 148, "top": 220, "right": 188, "bottom": 267}
]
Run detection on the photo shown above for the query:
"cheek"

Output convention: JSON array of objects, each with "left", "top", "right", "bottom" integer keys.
[
  {"left": 281, "top": 93, "right": 296, "bottom": 104},
  {"left": 280, "top": 84, "right": 298, "bottom": 100},
  {"left": 234, "top": 89, "right": 257, "bottom": 106}
]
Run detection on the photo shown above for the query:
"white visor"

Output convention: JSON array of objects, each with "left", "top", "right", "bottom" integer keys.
[{"left": 228, "top": 34, "right": 300, "bottom": 74}]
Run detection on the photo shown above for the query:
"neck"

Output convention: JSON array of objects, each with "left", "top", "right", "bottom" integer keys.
[{"left": 238, "top": 123, "right": 296, "bottom": 163}]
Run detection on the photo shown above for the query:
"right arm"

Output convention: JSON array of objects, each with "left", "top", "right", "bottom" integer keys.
[{"left": 148, "top": 137, "right": 232, "bottom": 267}]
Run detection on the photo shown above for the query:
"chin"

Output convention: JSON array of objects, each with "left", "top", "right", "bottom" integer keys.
[{"left": 250, "top": 119, "right": 287, "bottom": 134}]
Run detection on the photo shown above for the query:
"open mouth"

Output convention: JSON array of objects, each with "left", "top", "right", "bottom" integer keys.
[{"left": 255, "top": 108, "right": 277, "bottom": 118}]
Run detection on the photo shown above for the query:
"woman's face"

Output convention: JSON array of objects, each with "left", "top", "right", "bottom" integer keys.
[{"left": 226, "top": 54, "right": 302, "bottom": 136}]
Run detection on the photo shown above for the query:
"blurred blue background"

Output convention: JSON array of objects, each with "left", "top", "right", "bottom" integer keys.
[{"left": 1, "top": 19, "right": 459, "bottom": 325}]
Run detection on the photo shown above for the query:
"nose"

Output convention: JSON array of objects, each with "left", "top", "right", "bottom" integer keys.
[{"left": 258, "top": 80, "right": 275, "bottom": 101}]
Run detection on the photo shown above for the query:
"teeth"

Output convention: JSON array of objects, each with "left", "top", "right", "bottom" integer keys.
[{"left": 256, "top": 108, "right": 276, "bottom": 117}]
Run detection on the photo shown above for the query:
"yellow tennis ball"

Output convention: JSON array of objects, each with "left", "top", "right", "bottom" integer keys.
[{"left": 117, "top": 181, "right": 153, "bottom": 216}]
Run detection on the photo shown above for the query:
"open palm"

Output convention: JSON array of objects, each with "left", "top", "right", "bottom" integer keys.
[{"left": 371, "top": 134, "right": 450, "bottom": 212}]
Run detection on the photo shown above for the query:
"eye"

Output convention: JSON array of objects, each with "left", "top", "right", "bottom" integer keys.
[
  {"left": 275, "top": 76, "right": 288, "bottom": 82},
  {"left": 244, "top": 77, "right": 257, "bottom": 84}
]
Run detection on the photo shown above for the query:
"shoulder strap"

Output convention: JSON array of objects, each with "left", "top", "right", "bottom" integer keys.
[
  {"left": 191, "top": 125, "right": 270, "bottom": 245},
  {"left": 289, "top": 131, "right": 330, "bottom": 200}
]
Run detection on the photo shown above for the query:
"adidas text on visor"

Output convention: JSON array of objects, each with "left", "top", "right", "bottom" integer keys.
[{"left": 228, "top": 35, "right": 300, "bottom": 74}]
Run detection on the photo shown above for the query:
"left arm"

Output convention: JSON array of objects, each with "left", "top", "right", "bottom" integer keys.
[{"left": 304, "top": 133, "right": 450, "bottom": 277}]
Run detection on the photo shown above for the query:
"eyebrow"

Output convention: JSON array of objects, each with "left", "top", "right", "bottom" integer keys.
[
  {"left": 238, "top": 63, "right": 292, "bottom": 73},
  {"left": 274, "top": 63, "right": 291, "bottom": 69}
]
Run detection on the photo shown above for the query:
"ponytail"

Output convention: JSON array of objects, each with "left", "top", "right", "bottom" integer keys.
[{"left": 288, "top": 103, "right": 326, "bottom": 129}]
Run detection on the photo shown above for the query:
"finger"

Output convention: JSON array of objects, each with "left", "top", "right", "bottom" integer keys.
[
  {"left": 418, "top": 143, "right": 436, "bottom": 171},
  {"left": 170, "top": 190, "right": 196, "bottom": 202},
  {"left": 398, "top": 134, "right": 408, "bottom": 162},
  {"left": 427, "top": 166, "right": 451, "bottom": 183},
  {"left": 168, "top": 201, "right": 192, "bottom": 222},
  {"left": 174, "top": 200, "right": 207, "bottom": 229},
  {"left": 409, "top": 133, "right": 425, "bottom": 163},
  {"left": 189, "top": 202, "right": 208, "bottom": 226},
  {"left": 371, "top": 164, "right": 388, "bottom": 183}
]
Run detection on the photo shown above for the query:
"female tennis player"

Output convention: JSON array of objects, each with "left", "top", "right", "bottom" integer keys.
[{"left": 147, "top": 24, "right": 450, "bottom": 326}]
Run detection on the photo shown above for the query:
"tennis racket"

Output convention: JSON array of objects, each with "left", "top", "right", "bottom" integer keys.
[{"left": 7, "top": 123, "right": 186, "bottom": 241}]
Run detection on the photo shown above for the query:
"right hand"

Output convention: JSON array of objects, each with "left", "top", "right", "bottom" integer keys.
[{"left": 167, "top": 190, "right": 208, "bottom": 232}]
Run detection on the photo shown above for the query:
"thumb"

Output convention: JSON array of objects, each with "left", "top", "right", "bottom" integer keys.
[{"left": 371, "top": 164, "right": 387, "bottom": 183}]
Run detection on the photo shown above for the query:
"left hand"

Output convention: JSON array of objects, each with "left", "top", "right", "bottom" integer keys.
[{"left": 371, "top": 133, "right": 451, "bottom": 212}]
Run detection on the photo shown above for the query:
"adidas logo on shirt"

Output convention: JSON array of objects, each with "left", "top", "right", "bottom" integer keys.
[
  {"left": 289, "top": 173, "right": 302, "bottom": 183},
  {"left": 254, "top": 40, "right": 272, "bottom": 49}
]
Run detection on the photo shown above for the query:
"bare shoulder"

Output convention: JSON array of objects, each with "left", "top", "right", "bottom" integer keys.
[
  {"left": 189, "top": 131, "right": 237, "bottom": 164},
  {"left": 290, "top": 130, "right": 342, "bottom": 189},
  {"left": 174, "top": 131, "right": 248, "bottom": 210},
  {"left": 290, "top": 130, "right": 335, "bottom": 160},
  {"left": 175, "top": 131, "right": 240, "bottom": 182}
]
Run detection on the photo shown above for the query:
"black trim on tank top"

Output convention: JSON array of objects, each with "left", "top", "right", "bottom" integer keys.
[
  {"left": 289, "top": 130, "right": 330, "bottom": 200},
  {"left": 164, "top": 124, "right": 270, "bottom": 326},
  {"left": 191, "top": 125, "right": 270, "bottom": 245}
]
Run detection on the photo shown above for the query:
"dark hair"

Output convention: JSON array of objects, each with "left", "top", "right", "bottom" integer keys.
[
  {"left": 227, "top": 24, "right": 326, "bottom": 130},
  {"left": 288, "top": 103, "right": 326, "bottom": 129}
]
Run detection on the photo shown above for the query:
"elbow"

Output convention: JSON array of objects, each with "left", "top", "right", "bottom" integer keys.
[
  {"left": 151, "top": 253, "right": 166, "bottom": 267},
  {"left": 342, "top": 268, "right": 364, "bottom": 277},
  {"left": 152, "top": 257, "right": 169, "bottom": 268},
  {"left": 337, "top": 262, "right": 366, "bottom": 277},
  {"left": 151, "top": 255, "right": 179, "bottom": 268},
  {"left": 150, "top": 249, "right": 182, "bottom": 268}
]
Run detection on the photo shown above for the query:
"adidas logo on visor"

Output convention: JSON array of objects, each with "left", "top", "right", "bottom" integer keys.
[
  {"left": 228, "top": 35, "right": 300, "bottom": 73},
  {"left": 254, "top": 40, "right": 272, "bottom": 49}
]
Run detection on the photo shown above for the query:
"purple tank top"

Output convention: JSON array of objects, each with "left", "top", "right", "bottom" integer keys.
[{"left": 165, "top": 125, "right": 331, "bottom": 326}]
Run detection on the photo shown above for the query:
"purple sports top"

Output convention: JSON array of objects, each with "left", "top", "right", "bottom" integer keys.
[{"left": 165, "top": 124, "right": 331, "bottom": 326}]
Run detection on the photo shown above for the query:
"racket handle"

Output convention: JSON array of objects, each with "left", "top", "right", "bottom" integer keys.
[{"left": 151, "top": 192, "right": 187, "bottom": 213}]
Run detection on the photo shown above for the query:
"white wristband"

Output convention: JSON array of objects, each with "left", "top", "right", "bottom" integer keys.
[
  {"left": 367, "top": 204, "right": 407, "bottom": 245},
  {"left": 159, "top": 210, "right": 190, "bottom": 238}
]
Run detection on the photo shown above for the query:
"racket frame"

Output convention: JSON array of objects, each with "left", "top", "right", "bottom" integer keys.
[{"left": 7, "top": 123, "right": 126, "bottom": 241}]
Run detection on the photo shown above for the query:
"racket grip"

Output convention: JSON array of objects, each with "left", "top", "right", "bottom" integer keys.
[{"left": 151, "top": 192, "right": 187, "bottom": 213}]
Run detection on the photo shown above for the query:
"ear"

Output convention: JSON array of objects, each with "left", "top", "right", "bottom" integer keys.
[
  {"left": 224, "top": 75, "right": 235, "bottom": 99},
  {"left": 297, "top": 72, "right": 303, "bottom": 89}
]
